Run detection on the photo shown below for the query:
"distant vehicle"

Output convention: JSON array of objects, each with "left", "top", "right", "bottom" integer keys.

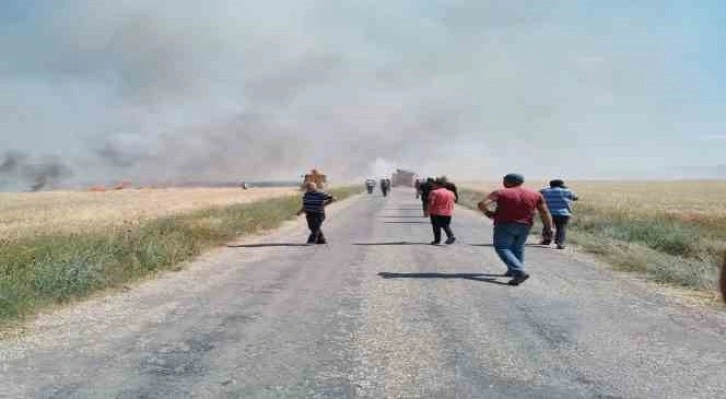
[
  {"left": 391, "top": 169, "right": 416, "bottom": 187},
  {"left": 301, "top": 169, "right": 327, "bottom": 190}
]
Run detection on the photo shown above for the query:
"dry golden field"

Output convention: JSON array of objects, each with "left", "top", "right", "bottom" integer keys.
[
  {"left": 0, "top": 186, "right": 360, "bottom": 321},
  {"left": 462, "top": 180, "right": 726, "bottom": 228},
  {"left": 0, "top": 187, "right": 297, "bottom": 242},
  {"left": 460, "top": 180, "right": 726, "bottom": 291}
]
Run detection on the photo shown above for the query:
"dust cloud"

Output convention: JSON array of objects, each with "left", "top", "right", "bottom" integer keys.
[{"left": 1, "top": 1, "right": 722, "bottom": 190}]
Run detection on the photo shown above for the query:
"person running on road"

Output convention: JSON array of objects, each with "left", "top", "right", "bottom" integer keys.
[
  {"left": 478, "top": 173, "right": 553, "bottom": 286},
  {"left": 539, "top": 179, "right": 579, "bottom": 249},
  {"left": 425, "top": 178, "right": 457, "bottom": 245},
  {"left": 296, "top": 182, "right": 336, "bottom": 244},
  {"left": 380, "top": 178, "right": 390, "bottom": 197}
]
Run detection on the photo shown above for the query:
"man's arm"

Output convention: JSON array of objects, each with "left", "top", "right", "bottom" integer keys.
[
  {"left": 296, "top": 193, "right": 306, "bottom": 215},
  {"left": 323, "top": 194, "right": 336, "bottom": 207},
  {"left": 424, "top": 191, "right": 436, "bottom": 216},
  {"left": 477, "top": 191, "right": 497, "bottom": 219},
  {"left": 536, "top": 199, "right": 554, "bottom": 234}
]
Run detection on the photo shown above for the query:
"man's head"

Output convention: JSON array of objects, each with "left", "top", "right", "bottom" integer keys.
[
  {"left": 549, "top": 179, "right": 565, "bottom": 188},
  {"left": 434, "top": 177, "right": 446, "bottom": 187},
  {"left": 503, "top": 173, "right": 525, "bottom": 188},
  {"left": 438, "top": 175, "right": 449, "bottom": 183},
  {"left": 305, "top": 182, "right": 318, "bottom": 192},
  {"left": 427, "top": 177, "right": 435, "bottom": 183}
]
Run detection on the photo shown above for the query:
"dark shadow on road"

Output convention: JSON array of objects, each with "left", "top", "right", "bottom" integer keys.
[
  {"left": 378, "top": 272, "right": 511, "bottom": 285},
  {"left": 469, "top": 243, "right": 547, "bottom": 248},
  {"left": 354, "top": 241, "right": 435, "bottom": 246},
  {"left": 227, "top": 243, "right": 312, "bottom": 248}
]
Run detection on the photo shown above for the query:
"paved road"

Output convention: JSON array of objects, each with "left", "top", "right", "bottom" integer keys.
[{"left": 2, "top": 189, "right": 726, "bottom": 398}]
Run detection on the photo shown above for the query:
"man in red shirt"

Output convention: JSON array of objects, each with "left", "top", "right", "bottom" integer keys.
[
  {"left": 478, "top": 173, "right": 553, "bottom": 286},
  {"left": 425, "top": 178, "right": 457, "bottom": 245}
]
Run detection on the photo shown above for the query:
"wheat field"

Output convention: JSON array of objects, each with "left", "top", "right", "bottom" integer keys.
[
  {"left": 460, "top": 180, "right": 726, "bottom": 291},
  {"left": 0, "top": 186, "right": 360, "bottom": 321},
  {"left": 0, "top": 187, "right": 298, "bottom": 242},
  {"left": 462, "top": 180, "right": 726, "bottom": 226}
]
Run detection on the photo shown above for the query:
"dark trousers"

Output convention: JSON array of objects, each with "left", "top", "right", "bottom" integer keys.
[
  {"left": 542, "top": 215, "right": 570, "bottom": 245},
  {"left": 306, "top": 212, "right": 327, "bottom": 244},
  {"left": 430, "top": 215, "right": 454, "bottom": 243}
]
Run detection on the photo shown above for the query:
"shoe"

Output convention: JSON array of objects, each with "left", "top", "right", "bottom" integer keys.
[
  {"left": 445, "top": 236, "right": 456, "bottom": 245},
  {"left": 508, "top": 273, "right": 530, "bottom": 286},
  {"left": 317, "top": 241, "right": 327, "bottom": 245},
  {"left": 539, "top": 241, "right": 551, "bottom": 246},
  {"left": 503, "top": 270, "right": 514, "bottom": 277},
  {"left": 556, "top": 244, "right": 565, "bottom": 249},
  {"left": 430, "top": 241, "right": 441, "bottom": 245}
]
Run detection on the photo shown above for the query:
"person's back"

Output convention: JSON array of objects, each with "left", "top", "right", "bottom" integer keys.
[
  {"left": 491, "top": 186, "right": 543, "bottom": 225},
  {"left": 302, "top": 189, "right": 333, "bottom": 214},
  {"left": 478, "top": 173, "right": 553, "bottom": 285},
  {"left": 421, "top": 179, "right": 434, "bottom": 199},
  {"left": 429, "top": 187, "right": 455, "bottom": 216},
  {"left": 444, "top": 181, "right": 459, "bottom": 203},
  {"left": 540, "top": 186, "right": 577, "bottom": 216}
]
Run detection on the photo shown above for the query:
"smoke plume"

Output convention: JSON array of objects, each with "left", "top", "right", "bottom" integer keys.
[
  {"left": 0, "top": 151, "right": 72, "bottom": 191},
  {"left": 0, "top": 0, "right": 723, "bottom": 189}
]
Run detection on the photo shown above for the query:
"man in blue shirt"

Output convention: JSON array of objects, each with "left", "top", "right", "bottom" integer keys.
[
  {"left": 540, "top": 179, "right": 579, "bottom": 249},
  {"left": 297, "top": 182, "right": 336, "bottom": 244}
]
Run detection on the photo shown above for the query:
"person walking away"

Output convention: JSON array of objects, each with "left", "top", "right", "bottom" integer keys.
[
  {"left": 478, "top": 173, "right": 553, "bottom": 286},
  {"left": 297, "top": 182, "right": 336, "bottom": 244},
  {"left": 438, "top": 176, "right": 459, "bottom": 203},
  {"left": 539, "top": 179, "right": 579, "bottom": 249},
  {"left": 414, "top": 178, "right": 422, "bottom": 199},
  {"left": 425, "top": 179, "right": 456, "bottom": 245},
  {"left": 365, "top": 179, "right": 375, "bottom": 194},
  {"left": 420, "top": 177, "right": 435, "bottom": 215},
  {"left": 380, "top": 178, "right": 390, "bottom": 197}
]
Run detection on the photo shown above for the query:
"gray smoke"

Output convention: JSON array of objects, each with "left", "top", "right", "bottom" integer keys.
[
  {"left": 0, "top": 151, "right": 73, "bottom": 191},
  {"left": 1, "top": 0, "right": 722, "bottom": 189},
  {"left": 0, "top": 151, "right": 26, "bottom": 173}
]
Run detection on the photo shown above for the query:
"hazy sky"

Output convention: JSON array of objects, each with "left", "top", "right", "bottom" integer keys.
[{"left": 1, "top": 0, "right": 725, "bottom": 189}]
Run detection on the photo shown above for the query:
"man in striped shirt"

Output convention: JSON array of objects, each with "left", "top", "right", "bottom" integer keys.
[
  {"left": 539, "top": 179, "right": 579, "bottom": 249},
  {"left": 297, "top": 182, "right": 336, "bottom": 244}
]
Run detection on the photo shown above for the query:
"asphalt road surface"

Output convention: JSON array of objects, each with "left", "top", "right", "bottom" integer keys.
[{"left": 2, "top": 189, "right": 725, "bottom": 398}]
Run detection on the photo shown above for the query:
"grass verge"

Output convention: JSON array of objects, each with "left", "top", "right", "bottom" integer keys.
[
  {"left": 0, "top": 186, "right": 361, "bottom": 322},
  {"left": 458, "top": 188, "right": 723, "bottom": 292}
]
